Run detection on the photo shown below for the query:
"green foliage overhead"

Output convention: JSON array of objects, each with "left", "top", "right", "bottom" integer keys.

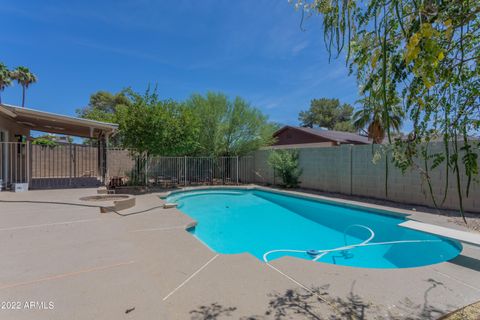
[
  {"left": 186, "top": 92, "right": 279, "bottom": 156},
  {"left": 291, "top": 0, "right": 480, "bottom": 221},
  {"left": 11, "top": 66, "right": 37, "bottom": 108},
  {"left": 298, "top": 98, "right": 355, "bottom": 132},
  {"left": 268, "top": 149, "right": 303, "bottom": 188}
]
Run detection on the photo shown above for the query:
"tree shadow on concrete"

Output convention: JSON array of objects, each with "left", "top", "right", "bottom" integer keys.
[
  {"left": 189, "top": 302, "right": 236, "bottom": 320},
  {"left": 328, "top": 281, "right": 370, "bottom": 320},
  {"left": 388, "top": 278, "right": 454, "bottom": 320},
  {"left": 264, "top": 285, "right": 329, "bottom": 319},
  {"left": 260, "top": 282, "right": 370, "bottom": 320},
  {"left": 189, "top": 278, "right": 456, "bottom": 319},
  {"left": 261, "top": 278, "right": 458, "bottom": 320}
]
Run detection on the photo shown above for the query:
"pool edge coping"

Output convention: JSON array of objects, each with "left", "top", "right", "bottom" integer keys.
[{"left": 163, "top": 184, "right": 413, "bottom": 219}]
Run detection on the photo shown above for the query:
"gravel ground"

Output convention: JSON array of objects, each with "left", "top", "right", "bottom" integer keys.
[
  {"left": 439, "top": 300, "right": 480, "bottom": 320},
  {"left": 448, "top": 215, "right": 480, "bottom": 232}
]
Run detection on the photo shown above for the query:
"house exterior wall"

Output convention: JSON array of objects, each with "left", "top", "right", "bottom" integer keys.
[
  {"left": 254, "top": 142, "right": 480, "bottom": 213},
  {"left": 273, "top": 127, "right": 334, "bottom": 145},
  {"left": 261, "top": 142, "right": 335, "bottom": 150},
  {"left": 0, "top": 114, "right": 30, "bottom": 141}
]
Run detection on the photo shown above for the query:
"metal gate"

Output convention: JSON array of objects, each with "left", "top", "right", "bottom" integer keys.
[
  {"left": 30, "top": 143, "right": 103, "bottom": 189},
  {"left": 0, "top": 142, "right": 28, "bottom": 189}
]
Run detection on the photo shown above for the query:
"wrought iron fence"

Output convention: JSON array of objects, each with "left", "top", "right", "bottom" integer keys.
[
  {"left": 106, "top": 149, "right": 254, "bottom": 188},
  {"left": 0, "top": 142, "right": 255, "bottom": 190}
]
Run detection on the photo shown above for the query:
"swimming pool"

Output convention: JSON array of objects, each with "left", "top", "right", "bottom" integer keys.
[{"left": 166, "top": 188, "right": 462, "bottom": 268}]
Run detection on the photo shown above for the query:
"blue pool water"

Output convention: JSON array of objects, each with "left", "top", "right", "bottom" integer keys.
[{"left": 166, "top": 189, "right": 462, "bottom": 268}]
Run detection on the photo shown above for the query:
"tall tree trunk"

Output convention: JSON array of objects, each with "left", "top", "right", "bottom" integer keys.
[{"left": 22, "top": 86, "right": 25, "bottom": 107}]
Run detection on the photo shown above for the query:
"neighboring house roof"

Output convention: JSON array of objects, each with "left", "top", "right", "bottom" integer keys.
[
  {"left": 274, "top": 126, "right": 371, "bottom": 145},
  {"left": 0, "top": 103, "right": 118, "bottom": 138}
]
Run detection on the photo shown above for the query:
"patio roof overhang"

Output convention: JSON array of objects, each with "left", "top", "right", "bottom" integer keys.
[{"left": 0, "top": 103, "right": 118, "bottom": 139}]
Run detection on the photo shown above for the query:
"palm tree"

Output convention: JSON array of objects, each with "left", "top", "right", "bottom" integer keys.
[
  {"left": 11, "top": 66, "right": 37, "bottom": 108},
  {"left": 0, "top": 63, "right": 12, "bottom": 104},
  {"left": 352, "top": 94, "right": 404, "bottom": 144}
]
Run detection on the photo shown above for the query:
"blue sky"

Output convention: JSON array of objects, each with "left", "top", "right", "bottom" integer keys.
[{"left": 1, "top": 0, "right": 358, "bottom": 126}]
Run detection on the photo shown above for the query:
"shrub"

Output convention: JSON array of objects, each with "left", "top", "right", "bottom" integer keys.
[
  {"left": 31, "top": 137, "right": 58, "bottom": 148},
  {"left": 268, "top": 150, "right": 302, "bottom": 188}
]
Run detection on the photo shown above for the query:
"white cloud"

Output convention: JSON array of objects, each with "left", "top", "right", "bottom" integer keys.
[{"left": 291, "top": 41, "right": 309, "bottom": 55}]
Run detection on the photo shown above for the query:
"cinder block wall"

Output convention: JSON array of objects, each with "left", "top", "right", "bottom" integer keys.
[
  {"left": 107, "top": 149, "right": 135, "bottom": 178},
  {"left": 254, "top": 142, "right": 480, "bottom": 213}
]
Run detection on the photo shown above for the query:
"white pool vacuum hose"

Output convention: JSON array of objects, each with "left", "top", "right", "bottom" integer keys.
[{"left": 262, "top": 224, "right": 441, "bottom": 263}]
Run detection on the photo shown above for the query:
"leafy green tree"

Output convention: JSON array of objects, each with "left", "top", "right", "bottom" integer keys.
[
  {"left": 268, "top": 149, "right": 302, "bottom": 188},
  {"left": 332, "top": 120, "right": 356, "bottom": 133},
  {"left": 31, "top": 136, "right": 59, "bottom": 148},
  {"left": 76, "top": 90, "right": 132, "bottom": 146},
  {"left": 186, "top": 92, "right": 229, "bottom": 156},
  {"left": 0, "top": 63, "right": 12, "bottom": 104},
  {"left": 298, "top": 98, "right": 355, "bottom": 132},
  {"left": 32, "top": 134, "right": 73, "bottom": 145},
  {"left": 291, "top": 0, "right": 479, "bottom": 220},
  {"left": 76, "top": 90, "right": 131, "bottom": 123},
  {"left": 117, "top": 87, "right": 199, "bottom": 156},
  {"left": 78, "top": 89, "right": 277, "bottom": 157},
  {"left": 187, "top": 92, "right": 278, "bottom": 156},
  {"left": 11, "top": 66, "right": 37, "bottom": 108}
]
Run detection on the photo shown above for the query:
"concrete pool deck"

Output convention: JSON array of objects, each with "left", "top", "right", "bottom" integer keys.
[{"left": 0, "top": 187, "right": 479, "bottom": 319}]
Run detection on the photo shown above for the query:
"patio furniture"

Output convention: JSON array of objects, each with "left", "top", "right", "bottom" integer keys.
[
  {"left": 109, "top": 176, "right": 126, "bottom": 189},
  {"left": 156, "top": 176, "right": 174, "bottom": 188}
]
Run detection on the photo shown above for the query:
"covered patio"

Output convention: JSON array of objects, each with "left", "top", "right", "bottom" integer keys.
[{"left": 0, "top": 103, "right": 117, "bottom": 190}]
